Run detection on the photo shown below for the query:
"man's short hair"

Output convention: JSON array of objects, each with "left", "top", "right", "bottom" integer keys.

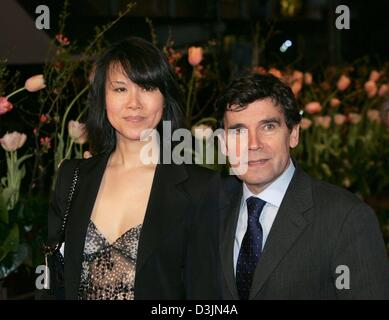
[{"left": 215, "top": 73, "right": 302, "bottom": 130}]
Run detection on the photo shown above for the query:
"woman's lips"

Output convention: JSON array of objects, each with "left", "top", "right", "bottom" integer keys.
[{"left": 123, "top": 116, "right": 145, "bottom": 123}]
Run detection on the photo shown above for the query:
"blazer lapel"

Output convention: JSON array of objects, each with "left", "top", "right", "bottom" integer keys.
[
  {"left": 64, "top": 152, "right": 111, "bottom": 299},
  {"left": 249, "top": 166, "right": 314, "bottom": 299},
  {"left": 135, "top": 162, "right": 189, "bottom": 274},
  {"left": 219, "top": 176, "right": 242, "bottom": 299}
]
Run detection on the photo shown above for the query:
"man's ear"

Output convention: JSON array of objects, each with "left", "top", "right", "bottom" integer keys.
[{"left": 289, "top": 124, "right": 300, "bottom": 148}]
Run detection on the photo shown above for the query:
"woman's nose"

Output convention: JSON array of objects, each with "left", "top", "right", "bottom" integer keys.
[{"left": 127, "top": 87, "right": 142, "bottom": 110}]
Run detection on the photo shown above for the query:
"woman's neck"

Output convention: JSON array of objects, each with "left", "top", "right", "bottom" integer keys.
[{"left": 110, "top": 137, "right": 160, "bottom": 170}]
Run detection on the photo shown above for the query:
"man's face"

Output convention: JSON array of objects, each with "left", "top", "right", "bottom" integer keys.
[{"left": 223, "top": 98, "right": 300, "bottom": 194}]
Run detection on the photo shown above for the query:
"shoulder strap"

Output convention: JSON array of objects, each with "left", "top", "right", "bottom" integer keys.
[{"left": 52, "top": 160, "right": 80, "bottom": 252}]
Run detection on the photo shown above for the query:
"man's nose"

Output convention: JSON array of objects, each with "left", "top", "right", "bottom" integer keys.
[{"left": 248, "top": 129, "right": 263, "bottom": 151}]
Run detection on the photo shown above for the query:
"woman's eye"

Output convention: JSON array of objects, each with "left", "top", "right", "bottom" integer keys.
[
  {"left": 114, "top": 87, "right": 127, "bottom": 93},
  {"left": 141, "top": 86, "right": 156, "bottom": 92}
]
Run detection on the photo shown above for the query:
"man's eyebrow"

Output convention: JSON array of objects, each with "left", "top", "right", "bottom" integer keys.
[
  {"left": 259, "top": 117, "right": 281, "bottom": 125},
  {"left": 227, "top": 123, "right": 247, "bottom": 130}
]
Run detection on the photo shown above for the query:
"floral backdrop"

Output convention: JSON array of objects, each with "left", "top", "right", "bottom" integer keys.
[{"left": 0, "top": 1, "right": 388, "bottom": 298}]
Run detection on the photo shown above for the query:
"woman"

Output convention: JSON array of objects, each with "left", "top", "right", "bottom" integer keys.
[{"left": 47, "top": 37, "right": 218, "bottom": 300}]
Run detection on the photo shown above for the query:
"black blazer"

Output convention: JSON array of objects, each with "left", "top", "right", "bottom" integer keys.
[
  {"left": 47, "top": 152, "right": 218, "bottom": 300},
  {"left": 192, "top": 164, "right": 389, "bottom": 299}
]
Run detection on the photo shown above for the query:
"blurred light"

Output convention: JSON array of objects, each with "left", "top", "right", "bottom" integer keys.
[{"left": 280, "top": 40, "right": 293, "bottom": 53}]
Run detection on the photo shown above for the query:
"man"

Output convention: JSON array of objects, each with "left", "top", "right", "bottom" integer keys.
[{"left": 206, "top": 73, "right": 389, "bottom": 299}]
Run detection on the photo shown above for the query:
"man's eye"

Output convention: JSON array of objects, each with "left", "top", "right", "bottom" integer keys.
[
  {"left": 231, "top": 128, "right": 247, "bottom": 135},
  {"left": 263, "top": 123, "right": 276, "bottom": 131},
  {"left": 114, "top": 87, "right": 127, "bottom": 93}
]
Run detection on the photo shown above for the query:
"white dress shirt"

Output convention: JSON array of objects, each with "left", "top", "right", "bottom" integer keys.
[{"left": 233, "top": 160, "right": 295, "bottom": 274}]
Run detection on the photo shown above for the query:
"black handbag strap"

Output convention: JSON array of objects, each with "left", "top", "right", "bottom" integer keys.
[{"left": 46, "top": 160, "right": 80, "bottom": 254}]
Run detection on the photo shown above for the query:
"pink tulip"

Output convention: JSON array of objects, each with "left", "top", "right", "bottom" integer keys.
[
  {"left": 0, "top": 97, "right": 13, "bottom": 115},
  {"left": 348, "top": 113, "right": 362, "bottom": 124},
  {"left": 330, "top": 98, "right": 341, "bottom": 107},
  {"left": 369, "top": 70, "right": 380, "bottom": 82},
  {"left": 291, "top": 80, "right": 303, "bottom": 96},
  {"left": 268, "top": 68, "right": 282, "bottom": 79},
  {"left": 300, "top": 118, "right": 312, "bottom": 130},
  {"left": 334, "top": 114, "right": 347, "bottom": 126},
  {"left": 305, "top": 101, "right": 322, "bottom": 114},
  {"left": 364, "top": 80, "right": 377, "bottom": 98},
  {"left": 68, "top": 120, "right": 88, "bottom": 144},
  {"left": 304, "top": 72, "right": 313, "bottom": 85},
  {"left": 188, "top": 47, "right": 203, "bottom": 66},
  {"left": 367, "top": 109, "right": 381, "bottom": 123},
  {"left": 40, "top": 136, "right": 52, "bottom": 150},
  {"left": 337, "top": 75, "right": 351, "bottom": 91},
  {"left": 292, "top": 70, "right": 304, "bottom": 82},
  {"left": 25, "top": 74, "right": 46, "bottom": 92},
  {"left": 0, "top": 131, "right": 27, "bottom": 151},
  {"left": 378, "top": 84, "right": 388, "bottom": 97},
  {"left": 40, "top": 114, "right": 48, "bottom": 123},
  {"left": 314, "top": 115, "right": 331, "bottom": 128}
]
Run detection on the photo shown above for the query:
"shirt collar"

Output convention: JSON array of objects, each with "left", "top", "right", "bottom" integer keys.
[{"left": 242, "top": 159, "right": 295, "bottom": 208}]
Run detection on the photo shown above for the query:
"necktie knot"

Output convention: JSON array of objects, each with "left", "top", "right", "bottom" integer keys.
[{"left": 246, "top": 196, "right": 266, "bottom": 221}]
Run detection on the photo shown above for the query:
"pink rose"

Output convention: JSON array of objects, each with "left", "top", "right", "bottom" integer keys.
[
  {"left": 188, "top": 47, "right": 203, "bottom": 66},
  {"left": 0, "top": 131, "right": 27, "bottom": 151},
  {"left": 337, "top": 75, "right": 351, "bottom": 91},
  {"left": 304, "top": 101, "right": 322, "bottom": 114},
  {"left": 334, "top": 114, "right": 347, "bottom": 126},
  {"left": 0, "top": 97, "right": 13, "bottom": 115},
  {"left": 364, "top": 80, "right": 377, "bottom": 98},
  {"left": 25, "top": 74, "right": 46, "bottom": 92}
]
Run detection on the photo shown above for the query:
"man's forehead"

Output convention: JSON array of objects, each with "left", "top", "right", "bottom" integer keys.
[{"left": 225, "top": 99, "right": 285, "bottom": 121}]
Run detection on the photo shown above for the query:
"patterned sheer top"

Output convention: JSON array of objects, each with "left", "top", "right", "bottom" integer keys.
[{"left": 78, "top": 220, "right": 142, "bottom": 300}]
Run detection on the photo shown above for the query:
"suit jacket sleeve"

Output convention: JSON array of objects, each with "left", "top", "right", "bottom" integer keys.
[{"left": 331, "top": 202, "right": 389, "bottom": 299}]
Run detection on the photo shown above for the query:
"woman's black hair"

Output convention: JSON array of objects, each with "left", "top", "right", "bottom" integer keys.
[{"left": 87, "top": 37, "right": 185, "bottom": 154}]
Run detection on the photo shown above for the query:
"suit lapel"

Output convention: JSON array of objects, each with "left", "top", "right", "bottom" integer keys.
[
  {"left": 249, "top": 166, "right": 314, "bottom": 299},
  {"left": 135, "top": 162, "right": 189, "bottom": 274},
  {"left": 219, "top": 176, "right": 242, "bottom": 299},
  {"left": 65, "top": 152, "right": 111, "bottom": 299}
]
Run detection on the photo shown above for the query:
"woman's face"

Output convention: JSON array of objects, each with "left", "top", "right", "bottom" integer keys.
[{"left": 105, "top": 64, "right": 164, "bottom": 141}]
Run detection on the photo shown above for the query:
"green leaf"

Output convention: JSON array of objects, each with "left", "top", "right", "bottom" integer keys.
[
  {"left": 0, "top": 243, "right": 28, "bottom": 280},
  {"left": 0, "top": 192, "right": 8, "bottom": 224},
  {"left": 0, "top": 224, "right": 19, "bottom": 263}
]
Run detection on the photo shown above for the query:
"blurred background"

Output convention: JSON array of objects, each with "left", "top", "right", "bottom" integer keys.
[{"left": 0, "top": 0, "right": 388, "bottom": 299}]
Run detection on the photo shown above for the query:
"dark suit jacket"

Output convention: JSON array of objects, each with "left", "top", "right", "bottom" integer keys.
[
  {"left": 46, "top": 151, "right": 218, "bottom": 300},
  {"left": 193, "top": 164, "right": 389, "bottom": 300}
]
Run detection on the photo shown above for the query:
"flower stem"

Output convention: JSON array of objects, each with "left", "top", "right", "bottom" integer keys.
[{"left": 6, "top": 87, "right": 26, "bottom": 100}]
